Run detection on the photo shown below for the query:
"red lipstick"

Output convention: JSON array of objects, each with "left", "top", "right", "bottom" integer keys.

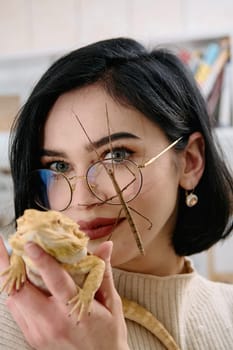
[{"left": 77, "top": 217, "right": 124, "bottom": 240}]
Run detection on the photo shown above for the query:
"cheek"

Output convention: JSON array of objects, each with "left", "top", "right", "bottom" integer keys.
[{"left": 133, "top": 164, "right": 180, "bottom": 225}]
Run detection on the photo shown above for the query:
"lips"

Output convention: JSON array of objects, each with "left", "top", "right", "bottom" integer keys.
[{"left": 77, "top": 217, "right": 124, "bottom": 240}]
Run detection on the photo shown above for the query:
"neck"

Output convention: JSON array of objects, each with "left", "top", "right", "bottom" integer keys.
[
  {"left": 116, "top": 249, "right": 186, "bottom": 277},
  {"left": 115, "top": 226, "right": 187, "bottom": 276}
]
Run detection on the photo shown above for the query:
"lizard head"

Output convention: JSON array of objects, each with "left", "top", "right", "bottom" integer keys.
[{"left": 9, "top": 209, "right": 89, "bottom": 264}]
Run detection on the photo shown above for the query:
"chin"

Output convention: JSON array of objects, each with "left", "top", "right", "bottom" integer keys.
[{"left": 111, "top": 243, "right": 141, "bottom": 268}]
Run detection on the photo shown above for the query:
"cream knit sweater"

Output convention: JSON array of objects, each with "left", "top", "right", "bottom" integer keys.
[{"left": 0, "top": 261, "right": 233, "bottom": 350}]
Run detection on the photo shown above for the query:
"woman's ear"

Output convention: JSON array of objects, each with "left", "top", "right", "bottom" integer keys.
[{"left": 179, "top": 132, "right": 205, "bottom": 190}]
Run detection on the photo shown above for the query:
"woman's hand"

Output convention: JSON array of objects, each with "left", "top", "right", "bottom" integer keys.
[{"left": 0, "top": 236, "right": 129, "bottom": 350}]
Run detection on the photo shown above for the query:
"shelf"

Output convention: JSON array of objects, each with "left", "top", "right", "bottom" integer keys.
[{"left": 163, "top": 35, "right": 233, "bottom": 127}]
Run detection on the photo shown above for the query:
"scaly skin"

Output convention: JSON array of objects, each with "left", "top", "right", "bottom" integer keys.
[{"left": 0, "top": 209, "right": 180, "bottom": 350}]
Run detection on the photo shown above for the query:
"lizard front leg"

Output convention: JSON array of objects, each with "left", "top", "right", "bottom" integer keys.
[
  {"left": 64, "top": 255, "right": 105, "bottom": 321},
  {"left": 0, "top": 253, "right": 26, "bottom": 294}
]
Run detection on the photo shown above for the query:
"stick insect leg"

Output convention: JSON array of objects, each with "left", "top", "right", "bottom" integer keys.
[
  {"left": 100, "top": 175, "right": 137, "bottom": 204},
  {"left": 128, "top": 206, "right": 153, "bottom": 230},
  {"left": 107, "top": 208, "right": 123, "bottom": 241}
]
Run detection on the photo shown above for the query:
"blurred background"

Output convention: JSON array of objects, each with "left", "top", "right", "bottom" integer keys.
[{"left": 0, "top": 0, "right": 233, "bottom": 280}]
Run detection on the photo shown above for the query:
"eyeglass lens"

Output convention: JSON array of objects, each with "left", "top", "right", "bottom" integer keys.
[
  {"left": 86, "top": 159, "right": 142, "bottom": 204},
  {"left": 30, "top": 160, "right": 142, "bottom": 211},
  {"left": 30, "top": 169, "right": 72, "bottom": 211}
]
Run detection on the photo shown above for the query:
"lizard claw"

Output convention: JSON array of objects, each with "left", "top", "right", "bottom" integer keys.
[
  {"left": 0, "top": 266, "right": 26, "bottom": 294},
  {"left": 0, "top": 256, "right": 26, "bottom": 294},
  {"left": 67, "top": 287, "right": 93, "bottom": 322}
]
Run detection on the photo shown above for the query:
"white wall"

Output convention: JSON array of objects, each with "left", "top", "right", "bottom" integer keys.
[
  {"left": 1, "top": 0, "right": 233, "bottom": 106},
  {"left": 1, "top": 0, "right": 233, "bottom": 55}
]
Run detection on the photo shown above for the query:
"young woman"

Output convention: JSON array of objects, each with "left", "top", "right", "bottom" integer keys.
[{"left": 0, "top": 37, "right": 233, "bottom": 350}]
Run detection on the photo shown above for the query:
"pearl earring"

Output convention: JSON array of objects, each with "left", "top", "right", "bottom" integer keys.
[{"left": 185, "top": 190, "right": 198, "bottom": 207}]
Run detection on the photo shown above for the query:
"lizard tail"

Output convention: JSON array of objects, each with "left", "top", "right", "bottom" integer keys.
[{"left": 122, "top": 297, "right": 180, "bottom": 350}]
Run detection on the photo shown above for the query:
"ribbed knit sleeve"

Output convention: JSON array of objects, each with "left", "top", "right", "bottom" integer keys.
[{"left": 113, "top": 264, "right": 233, "bottom": 350}]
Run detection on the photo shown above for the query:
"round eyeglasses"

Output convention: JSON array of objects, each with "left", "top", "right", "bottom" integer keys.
[
  {"left": 29, "top": 159, "right": 142, "bottom": 211},
  {"left": 29, "top": 137, "right": 182, "bottom": 211}
]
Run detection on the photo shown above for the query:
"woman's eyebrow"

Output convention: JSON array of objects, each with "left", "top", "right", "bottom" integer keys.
[
  {"left": 40, "top": 149, "right": 67, "bottom": 157},
  {"left": 86, "top": 132, "right": 140, "bottom": 151},
  {"left": 40, "top": 132, "right": 140, "bottom": 157}
]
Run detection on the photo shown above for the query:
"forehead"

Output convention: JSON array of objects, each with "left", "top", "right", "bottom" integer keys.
[{"left": 42, "top": 85, "right": 164, "bottom": 149}]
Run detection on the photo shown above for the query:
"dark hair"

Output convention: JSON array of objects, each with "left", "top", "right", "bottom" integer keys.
[{"left": 10, "top": 37, "right": 233, "bottom": 255}]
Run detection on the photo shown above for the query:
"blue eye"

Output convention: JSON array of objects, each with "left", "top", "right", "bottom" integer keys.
[
  {"left": 104, "top": 148, "right": 132, "bottom": 162},
  {"left": 50, "top": 161, "right": 70, "bottom": 173}
]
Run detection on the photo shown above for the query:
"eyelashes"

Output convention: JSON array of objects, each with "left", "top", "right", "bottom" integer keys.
[
  {"left": 102, "top": 146, "right": 134, "bottom": 161},
  {"left": 43, "top": 160, "right": 70, "bottom": 173},
  {"left": 40, "top": 145, "right": 136, "bottom": 172}
]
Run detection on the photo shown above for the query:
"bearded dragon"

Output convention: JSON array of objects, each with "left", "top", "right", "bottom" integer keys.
[{"left": 0, "top": 209, "right": 180, "bottom": 350}]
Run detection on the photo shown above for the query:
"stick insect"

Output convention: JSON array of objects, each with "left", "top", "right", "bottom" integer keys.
[{"left": 74, "top": 104, "right": 153, "bottom": 255}]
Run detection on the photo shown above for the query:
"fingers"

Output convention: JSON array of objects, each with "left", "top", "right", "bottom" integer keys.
[
  {"left": 24, "top": 241, "right": 121, "bottom": 317},
  {"left": 7, "top": 298, "right": 37, "bottom": 350},
  {"left": 6, "top": 289, "right": 30, "bottom": 335},
  {"left": 5, "top": 282, "right": 72, "bottom": 348},
  {"left": 7, "top": 282, "right": 55, "bottom": 324},
  {"left": 94, "top": 242, "right": 122, "bottom": 313},
  {"left": 4, "top": 240, "right": 126, "bottom": 350},
  {"left": 24, "top": 243, "right": 77, "bottom": 304},
  {"left": 6, "top": 282, "right": 49, "bottom": 347}
]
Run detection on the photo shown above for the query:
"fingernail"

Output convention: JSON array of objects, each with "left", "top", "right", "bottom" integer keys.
[{"left": 24, "top": 243, "right": 42, "bottom": 259}]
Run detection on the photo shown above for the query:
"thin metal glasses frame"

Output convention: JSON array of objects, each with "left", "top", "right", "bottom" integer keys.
[{"left": 32, "top": 137, "right": 182, "bottom": 210}]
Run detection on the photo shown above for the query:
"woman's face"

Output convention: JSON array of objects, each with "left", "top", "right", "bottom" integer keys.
[{"left": 41, "top": 85, "right": 184, "bottom": 275}]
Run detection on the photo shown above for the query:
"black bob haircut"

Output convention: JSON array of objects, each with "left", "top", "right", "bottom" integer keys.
[{"left": 10, "top": 37, "right": 233, "bottom": 256}]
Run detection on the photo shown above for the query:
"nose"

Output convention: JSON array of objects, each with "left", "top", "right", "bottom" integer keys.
[{"left": 69, "top": 175, "right": 101, "bottom": 209}]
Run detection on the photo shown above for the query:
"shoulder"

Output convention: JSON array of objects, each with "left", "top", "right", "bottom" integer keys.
[
  {"left": 180, "top": 274, "right": 233, "bottom": 349},
  {"left": 192, "top": 273, "right": 233, "bottom": 296},
  {"left": 188, "top": 274, "right": 233, "bottom": 319}
]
